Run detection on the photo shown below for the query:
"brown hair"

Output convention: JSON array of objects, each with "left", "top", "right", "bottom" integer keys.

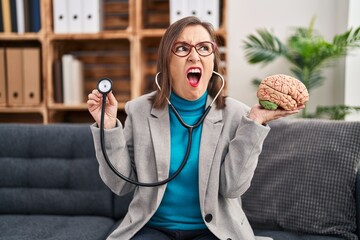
[{"left": 151, "top": 16, "right": 226, "bottom": 109}]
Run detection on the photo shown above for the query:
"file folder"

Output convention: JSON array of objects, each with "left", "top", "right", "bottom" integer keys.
[
  {"left": 0, "top": 48, "right": 6, "bottom": 106},
  {"left": 53, "top": 0, "right": 69, "bottom": 33},
  {"left": 68, "top": 0, "right": 83, "bottom": 33},
  {"left": 6, "top": 48, "right": 23, "bottom": 106},
  {"left": 23, "top": 48, "right": 40, "bottom": 105},
  {"left": 82, "top": 0, "right": 103, "bottom": 33}
]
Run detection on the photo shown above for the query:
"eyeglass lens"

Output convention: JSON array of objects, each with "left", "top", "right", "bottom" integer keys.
[{"left": 172, "top": 41, "right": 215, "bottom": 57}]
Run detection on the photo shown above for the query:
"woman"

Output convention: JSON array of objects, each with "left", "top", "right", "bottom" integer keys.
[{"left": 87, "top": 16, "right": 302, "bottom": 240}]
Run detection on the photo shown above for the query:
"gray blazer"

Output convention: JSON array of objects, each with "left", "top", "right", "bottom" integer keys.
[{"left": 91, "top": 92, "right": 270, "bottom": 240}]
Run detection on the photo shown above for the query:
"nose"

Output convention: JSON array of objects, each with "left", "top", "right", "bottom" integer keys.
[{"left": 188, "top": 47, "right": 200, "bottom": 62}]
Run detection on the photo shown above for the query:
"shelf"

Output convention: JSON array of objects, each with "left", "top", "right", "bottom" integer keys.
[
  {"left": 1, "top": 0, "right": 227, "bottom": 124},
  {"left": 47, "top": 31, "right": 133, "bottom": 41},
  {"left": 0, "top": 33, "right": 43, "bottom": 41},
  {"left": 48, "top": 102, "right": 125, "bottom": 110}
]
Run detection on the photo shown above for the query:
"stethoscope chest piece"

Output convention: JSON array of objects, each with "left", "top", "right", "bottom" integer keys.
[{"left": 97, "top": 78, "right": 113, "bottom": 94}]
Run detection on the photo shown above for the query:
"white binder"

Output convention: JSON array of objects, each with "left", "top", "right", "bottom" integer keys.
[
  {"left": 16, "top": 0, "right": 25, "bottom": 33},
  {"left": 68, "top": 0, "right": 83, "bottom": 33},
  {"left": 82, "top": 0, "right": 103, "bottom": 33},
  {"left": 186, "top": 0, "right": 202, "bottom": 19},
  {"left": 200, "top": 0, "right": 220, "bottom": 29},
  {"left": 169, "top": 0, "right": 188, "bottom": 24},
  {"left": 53, "top": 0, "right": 69, "bottom": 33}
]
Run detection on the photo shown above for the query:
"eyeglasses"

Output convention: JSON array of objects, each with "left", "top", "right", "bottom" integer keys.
[{"left": 171, "top": 41, "right": 217, "bottom": 57}]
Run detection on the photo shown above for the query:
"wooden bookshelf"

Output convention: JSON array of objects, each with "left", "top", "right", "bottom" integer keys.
[{"left": 0, "top": 0, "right": 227, "bottom": 124}]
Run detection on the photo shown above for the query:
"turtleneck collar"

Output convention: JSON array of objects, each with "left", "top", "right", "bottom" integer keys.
[{"left": 169, "top": 91, "right": 208, "bottom": 116}]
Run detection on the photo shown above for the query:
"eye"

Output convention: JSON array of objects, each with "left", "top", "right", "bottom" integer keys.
[
  {"left": 174, "top": 43, "right": 190, "bottom": 53},
  {"left": 196, "top": 42, "right": 212, "bottom": 53}
]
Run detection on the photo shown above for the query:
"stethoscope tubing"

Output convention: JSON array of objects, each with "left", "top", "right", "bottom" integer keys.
[{"left": 99, "top": 71, "right": 224, "bottom": 187}]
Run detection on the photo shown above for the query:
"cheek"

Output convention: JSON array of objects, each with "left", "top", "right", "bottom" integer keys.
[{"left": 203, "top": 59, "right": 215, "bottom": 82}]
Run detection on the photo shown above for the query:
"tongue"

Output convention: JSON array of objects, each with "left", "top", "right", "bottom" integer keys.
[{"left": 188, "top": 74, "right": 199, "bottom": 87}]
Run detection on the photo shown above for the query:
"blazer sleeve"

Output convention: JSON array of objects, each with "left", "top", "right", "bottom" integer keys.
[
  {"left": 219, "top": 115, "right": 270, "bottom": 199},
  {"left": 91, "top": 103, "right": 137, "bottom": 196}
]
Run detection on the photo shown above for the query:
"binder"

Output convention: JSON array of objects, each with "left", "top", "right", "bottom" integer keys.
[
  {"left": 10, "top": 0, "right": 17, "bottom": 32},
  {"left": 82, "top": 0, "right": 102, "bottom": 33},
  {"left": 0, "top": 0, "right": 3, "bottom": 32},
  {"left": 169, "top": 0, "right": 188, "bottom": 24},
  {"left": 68, "top": 0, "right": 83, "bottom": 33},
  {"left": 1, "top": 0, "right": 12, "bottom": 32},
  {"left": 22, "top": 48, "right": 40, "bottom": 106},
  {"left": 200, "top": 0, "right": 219, "bottom": 29},
  {"left": 6, "top": 48, "right": 23, "bottom": 106},
  {"left": 186, "top": 0, "right": 201, "bottom": 19},
  {"left": 0, "top": 48, "right": 6, "bottom": 106},
  {"left": 53, "top": 0, "right": 69, "bottom": 33},
  {"left": 16, "top": 0, "right": 25, "bottom": 33},
  {"left": 29, "top": 0, "right": 41, "bottom": 32}
]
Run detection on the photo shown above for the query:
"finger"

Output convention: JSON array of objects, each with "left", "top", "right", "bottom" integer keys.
[
  {"left": 91, "top": 89, "right": 102, "bottom": 98},
  {"left": 107, "top": 91, "right": 118, "bottom": 106}
]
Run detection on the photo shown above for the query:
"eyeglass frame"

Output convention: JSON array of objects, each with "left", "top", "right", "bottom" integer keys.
[{"left": 171, "top": 41, "right": 217, "bottom": 57}]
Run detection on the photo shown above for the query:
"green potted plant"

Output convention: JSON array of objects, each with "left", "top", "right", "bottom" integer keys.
[{"left": 243, "top": 17, "right": 360, "bottom": 118}]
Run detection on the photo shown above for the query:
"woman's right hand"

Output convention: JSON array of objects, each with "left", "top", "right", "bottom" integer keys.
[{"left": 87, "top": 89, "right": 118, "bottom": 129}]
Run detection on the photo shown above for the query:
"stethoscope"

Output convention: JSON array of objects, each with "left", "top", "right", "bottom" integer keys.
[{"left": 97, "top": 71, "right": 225, "bottom": 187}]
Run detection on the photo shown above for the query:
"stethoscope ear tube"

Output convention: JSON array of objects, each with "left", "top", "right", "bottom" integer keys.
[
  {"left": 97, "top": 71, "right": 224, "bottom": 187},
  {"left": 98, "top": 79, "right": 194, "bottom": 187}
]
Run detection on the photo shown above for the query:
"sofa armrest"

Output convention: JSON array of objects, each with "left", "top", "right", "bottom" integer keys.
[{"left": 356, "top": 163, "right": 360, "bottom": 238}]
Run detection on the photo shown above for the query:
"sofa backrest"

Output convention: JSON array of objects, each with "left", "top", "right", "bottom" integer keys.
[{"left": 0, "top": 124, "right": 129, "bottom": 218}]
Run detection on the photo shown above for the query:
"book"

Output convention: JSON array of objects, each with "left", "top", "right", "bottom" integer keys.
[
  {"left": 0, "top": 48, "right": 6, "bottom": 106},
  {"left": 62, "top": 54, "right": 84, "bottom": 105},
  {"left": 53, "top": 59, "right": 63, "bottom": 103}
]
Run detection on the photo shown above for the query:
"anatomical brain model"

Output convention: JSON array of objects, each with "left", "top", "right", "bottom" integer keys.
[{"left": 257, "top": 74, "right": 309, "bottom": 110}]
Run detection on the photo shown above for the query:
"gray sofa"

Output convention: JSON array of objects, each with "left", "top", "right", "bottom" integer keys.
[{"left": 0, "top": 119, "right": 359, "bottom": 240}]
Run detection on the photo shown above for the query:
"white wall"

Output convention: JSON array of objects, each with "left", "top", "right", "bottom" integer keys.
[
  {"left": 345, "top": 0, "right": 360, "bottom": 120},
  {"left": 227, "top": 0, "right": 354, "bottom": 115}
]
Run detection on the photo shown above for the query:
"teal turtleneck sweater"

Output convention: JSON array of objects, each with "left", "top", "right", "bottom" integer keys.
[{"left": 148, "top": 91, "right": 208, "bottom": 230}]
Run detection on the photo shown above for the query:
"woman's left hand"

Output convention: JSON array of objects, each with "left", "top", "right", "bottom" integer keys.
[{"left": 247, "top": 104, "right": 305, "bottom": 125}]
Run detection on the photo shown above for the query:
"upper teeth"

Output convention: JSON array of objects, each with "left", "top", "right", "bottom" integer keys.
[{"left": 188, "top": 69, "right": 201, "bottom": 73}]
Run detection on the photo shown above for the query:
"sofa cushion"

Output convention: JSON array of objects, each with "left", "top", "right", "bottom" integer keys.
[
  {"left": 0, "top": 124, "right": 113, "bottom": 217},
  {"left": 242, "top": 119, "right": 360, "bottom": 240},
  {"left": 0, "top": 215, "right": 115, "bottom": 240}
]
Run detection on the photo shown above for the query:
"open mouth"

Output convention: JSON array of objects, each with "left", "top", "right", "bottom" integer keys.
[{"left": 187, "top": 67, "right": 202, "bottom": 87}]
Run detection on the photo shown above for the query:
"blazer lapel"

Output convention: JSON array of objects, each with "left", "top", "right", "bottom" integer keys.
[
  {"left": 199, "top": 101, "right": 224, "bottom": 199},
  {"left": 148, "top": 106, "right": 171, "bottom": 185}
]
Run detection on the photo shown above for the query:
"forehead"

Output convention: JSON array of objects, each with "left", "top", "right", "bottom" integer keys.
[{"left": 176, "top": 25, "right": 212, "bottom": 43}]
